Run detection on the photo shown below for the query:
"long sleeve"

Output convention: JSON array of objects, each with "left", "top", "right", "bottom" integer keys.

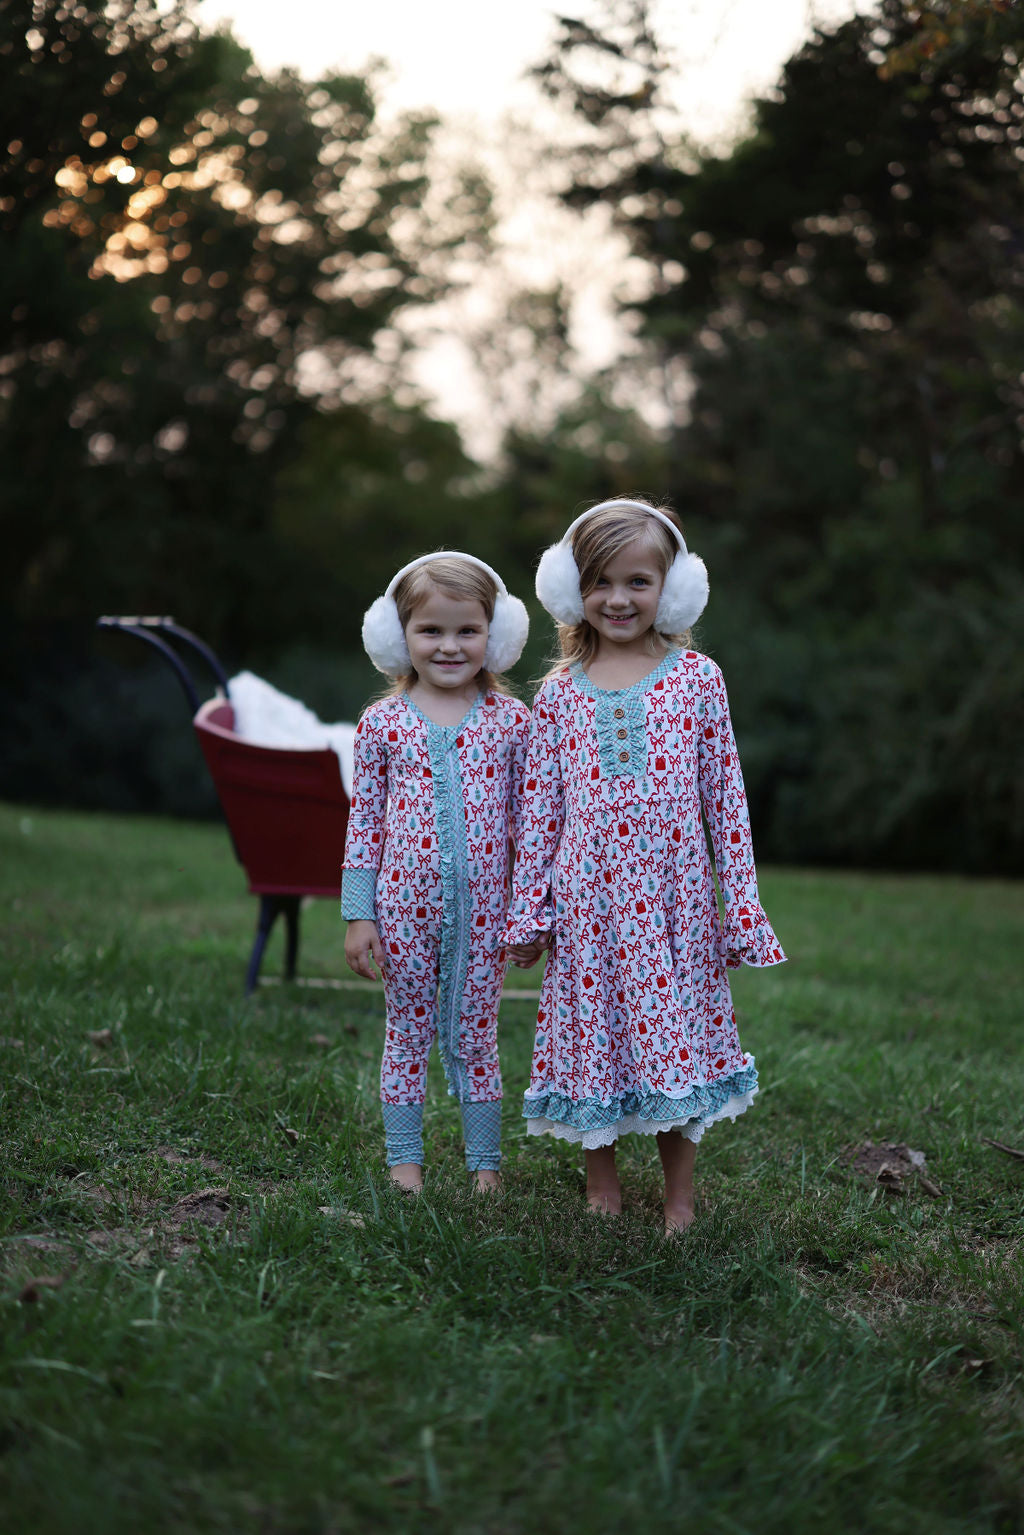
[
  {"left": 507, "top": 699, "right": 532, "bottom": 851},
  {"left": 503, "top": 682, "right": 565, "bottom": 943},
  {"left": 341, "top": 711, "right": 388, "bottom": 920},
  {"left": 697, "top": 662, "right": 785, "bottom": 969}
]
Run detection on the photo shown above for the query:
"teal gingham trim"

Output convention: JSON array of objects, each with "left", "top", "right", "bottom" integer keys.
[
  {"left": 341, "top": 867, "right": 377, "bottom": 921},
  {"left": 523, "top": 1062, "right": 758, "bottom": 1134},
  {"left": 422, "top": 705, "right": 479, "bottom": 1105},
  {"left": 572, "top": 650, "right": 680, "bottom": 779},
  {"left": 381, "top": 1101, "right": 424, "bottom": 1166},
  {"left": 461, "top": 1099, "right": 502, "bottom": 1171}
]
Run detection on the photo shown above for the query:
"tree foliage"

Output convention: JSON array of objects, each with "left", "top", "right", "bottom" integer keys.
[
  {"left": 0, "top": 0, "right": 490, "bottom": 651},
  {"left": 533, "top": 0, "right": 1024, "bottom": 870},
  {"left": 0, "top": 0, "right": 499, "bottom": 813}
]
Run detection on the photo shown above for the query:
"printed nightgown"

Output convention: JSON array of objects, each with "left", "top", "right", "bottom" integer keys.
[{"left": 504, "top": 649, "right": 785, "bottom": 1146}]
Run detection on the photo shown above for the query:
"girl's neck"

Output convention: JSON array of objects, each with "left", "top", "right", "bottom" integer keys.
[
  {"left": 407, "top": 676, "right": 482, "bottom": 727},
  {"left": 584, "top": 634, "right": 671, "bottom": 691}
]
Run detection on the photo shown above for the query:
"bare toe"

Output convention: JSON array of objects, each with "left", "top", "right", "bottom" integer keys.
[
  {"left": 389, "top": 1163, "right": 424, "bottom": 1194},
  {"left": 663, "top": 1199, "right": 695, "bottom": 1236},
  {"left": 586, "top": 1190, "right": 622, "bottom": 1216}
]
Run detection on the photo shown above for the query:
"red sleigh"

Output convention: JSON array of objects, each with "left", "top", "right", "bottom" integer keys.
[{"left": 98, "top": 616, "right": 350, "bottom": 993}]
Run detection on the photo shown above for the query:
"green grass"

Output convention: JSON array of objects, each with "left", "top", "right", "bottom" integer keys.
[{"left": 1, "top": 802, "right": 1022, "bottom": 1534}]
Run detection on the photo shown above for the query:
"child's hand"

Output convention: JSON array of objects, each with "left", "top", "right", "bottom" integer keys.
[
  {"left": 345, "top": 920, "right": 385, "bottom": 981},
  {"left": 508, "top": 934, "right": 551, "bottom": 969}
]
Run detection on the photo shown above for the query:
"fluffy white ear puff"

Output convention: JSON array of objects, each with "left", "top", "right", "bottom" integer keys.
[
  {"left": 656, "top": 552, "right": 709, "bottom": 634},
  {"left": 535, "top": 541, "right": 585, "bottom": 625},
  {"left": 362, "top": 589, "right": 530, "bottom": 677},
  {"left": 485, "top": 594, "right": 530, "bottom": 672},
  {"left": 361, "top": 594, "right": 410, "bottom": 676}
]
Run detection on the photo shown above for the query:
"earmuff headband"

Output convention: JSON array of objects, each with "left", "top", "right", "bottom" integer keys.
[
  {"left": 558, "top": 500, "right": 690, "bottom": 558},
  {"left": 534, "top": 497, "right": 709, "bottom": 633},
  {"left": 361, "top": 549, "right": 530, "bottom": 678},
  {"left": 385, "top": 550, "right": 513, "bottom": 602}
]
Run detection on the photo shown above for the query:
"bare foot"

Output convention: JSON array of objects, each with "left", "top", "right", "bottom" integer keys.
[
  {"left": 389, "top": 1162, "right": 423, "bottom": 1194},
  {"left": 658, "top": 1131, "right": 696, "bottom": 1236},
  {"left": 473, "top": 1170, "right": 501, "bottom": 1194},
  {"left": 587, "top": 1188, "right": 623, "bottom": 1216},
  {"left": 663, "top": 1195, "right": 695, "bottom": 1235},
  {"left": 585, "top": 1144, "right": 621, "bottom": 1215}
]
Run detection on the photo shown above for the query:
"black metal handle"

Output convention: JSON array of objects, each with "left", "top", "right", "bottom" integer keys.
[
  {"left": 96, "top": 616, "right": 202, "bottom": 715},
  {"left": 97, "top": 616, "right": 231, "bottom": 694}
]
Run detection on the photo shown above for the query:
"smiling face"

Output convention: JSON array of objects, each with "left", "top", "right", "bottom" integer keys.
[
  {"left": 582, "top": 536, "right": 666, "bottom": 655},
  {"left": 404, "top": 585, "right": 489, "bottom": 695}
]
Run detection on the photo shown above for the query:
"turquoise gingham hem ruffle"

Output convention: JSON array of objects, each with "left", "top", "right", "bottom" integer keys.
[{"left": 523, "top": 1060, "right": 758, "bottom": 1145}]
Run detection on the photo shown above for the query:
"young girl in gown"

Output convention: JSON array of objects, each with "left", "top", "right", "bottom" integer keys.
[
  {"left": 505, "top": 500, "right": 785, "bottom": 1231},
  {"left": 343, "top": 553, "right": 532, "bottom": 1191}
]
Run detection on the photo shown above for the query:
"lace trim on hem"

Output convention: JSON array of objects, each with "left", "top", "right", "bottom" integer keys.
[
  {"left": 523, "top": 1060, "right": 757, "bottom": 1135},
  {"left": 525, "top": 1088, "right": 757, "bottom": 1149}
]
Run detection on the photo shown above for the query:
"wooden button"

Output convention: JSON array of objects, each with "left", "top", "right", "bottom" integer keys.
[
  {"left": 617, "top": 728, "right": 628, "bottom": 739},
  {"left": 613, "top": 708, "right": 625, "bottom": 719},
  {"left": 619, "top": 751, "right": 629, "bottom": 762}
]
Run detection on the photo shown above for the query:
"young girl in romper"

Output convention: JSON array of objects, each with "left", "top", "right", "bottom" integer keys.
[
  {"left": 506, "top": 499, "right": 785, "bottom": 1232},
  {"left": 342, "top": 553, "right": 532, "bottom": 1192}
]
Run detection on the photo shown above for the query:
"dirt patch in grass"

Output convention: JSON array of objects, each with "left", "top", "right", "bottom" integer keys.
[
  {"left": 6, "top": 1182, "right": 244, "bottom": 1283},
  {"left": 150, "top": 1185, "right": 236, "bottom": 1261},
  {"left": 99, "top": 1185, "right": 240, "bottom": 1265},
  {"left": 842, "top": 1140, "right": 943, "bottom": 1197},
  {"left": 156, "top": 1145, "right": 225, "bottom": 1175}
]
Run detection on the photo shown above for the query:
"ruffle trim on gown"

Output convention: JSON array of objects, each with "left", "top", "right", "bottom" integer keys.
[
  {"left": 723, "top": 904, "right": 786, "bottom": 969},
  {"left": 523, "top": 1059, "right": 758, "bottom": 1148}
]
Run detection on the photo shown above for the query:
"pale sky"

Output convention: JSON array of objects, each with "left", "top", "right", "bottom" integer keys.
[
  {"left": 199, "top": 0, "right": 871, "bottom": 139},
  {"left": 196, "top": 0, "right": 873, "bottom": 453}
]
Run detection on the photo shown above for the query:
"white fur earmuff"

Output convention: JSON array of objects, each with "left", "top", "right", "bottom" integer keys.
[
  {"left": 534, "top": 498, "right": 709, "bottom": 633},
  {"left": 361, "top": 551, "right": 530, "bottom": 677}
]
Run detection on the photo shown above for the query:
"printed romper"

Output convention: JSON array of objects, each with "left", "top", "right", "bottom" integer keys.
[{"left": 342, "top": 690, "right": 531, "bottom": 1169}]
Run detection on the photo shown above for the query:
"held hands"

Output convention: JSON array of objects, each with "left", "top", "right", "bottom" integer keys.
[
  {"left": 345, "top": 919, "right": 386, "bottom": 981},
  {"left": 507, "top": 932, "right": 552, "bottom": 970}
]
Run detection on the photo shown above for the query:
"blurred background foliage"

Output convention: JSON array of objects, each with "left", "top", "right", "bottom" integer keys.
[{"left": 1, "top": 0, "right": 1022, "bottom": 872}]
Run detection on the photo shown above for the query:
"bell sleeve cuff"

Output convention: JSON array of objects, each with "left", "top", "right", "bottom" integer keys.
[
  {"left": 723, "top": 903, "right": 786, "bottom": 969},
  {"left": 341, "top": 867, "right": 377, "bottom": 922}
]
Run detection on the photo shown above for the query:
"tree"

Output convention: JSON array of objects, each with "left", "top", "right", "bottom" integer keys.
[
  {"left": 0, "top": 0, "right": 499, "bottom": 814},
  {"left": 0, "top": 0, "right": 491, "bottom": 652},
  {"left": 530, "top": 0, "right": 1024, "bottom": 869}
]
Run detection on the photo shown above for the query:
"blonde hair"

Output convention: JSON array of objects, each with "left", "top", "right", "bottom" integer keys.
[
  {"left": 547, "top": 500, "right": 692, "bottom": 673},
  {"left": 382, "top": 555, "right": 514, "bottom": 698}
]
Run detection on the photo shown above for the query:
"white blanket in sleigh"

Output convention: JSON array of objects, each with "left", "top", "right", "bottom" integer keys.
[{"left": 227, "top": 671, "right": 355, "bottom": 796}]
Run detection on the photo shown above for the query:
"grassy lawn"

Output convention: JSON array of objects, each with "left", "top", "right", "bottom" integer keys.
[{"left": 1, "top": 801, "right": 1022, "bottom": 1534}]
